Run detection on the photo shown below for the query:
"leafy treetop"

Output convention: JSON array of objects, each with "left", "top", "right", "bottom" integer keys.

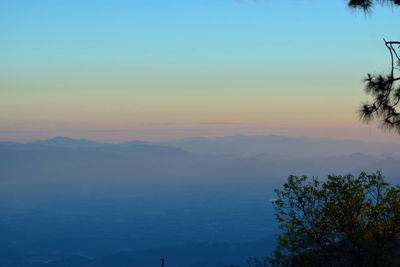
[{"left": 268, "top": 172, "right": 400, "bottom": 266}]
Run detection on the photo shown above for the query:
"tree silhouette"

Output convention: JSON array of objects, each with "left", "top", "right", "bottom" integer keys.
[
  {"left": 268, "top": 172, "right": 400, "bottom": 266},
  {"left": 360, "top": 41, "right": 400, "bottom": 133},
  {"left": 253, "top": 2, "right": 400, "bottom": 266},
  {"left": 346, "top": 0, "right": 400, "bottom": 12},
  {"left": 345, "top": 0, "right": 400, "bottom": 133}
]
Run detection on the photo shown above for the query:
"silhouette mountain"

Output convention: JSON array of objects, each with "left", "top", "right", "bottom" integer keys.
[
  {"left": 162, "top": 134, "right": 400, "bottom": 158},
  {"left": 1, "top": 135, "right": 400, "bottom": 186},
  {"left": 16, "top": 134, "right": 400, "bottom": 158},
  {"left": 34, "top": 137, "right": 108, "bottom": 148}
]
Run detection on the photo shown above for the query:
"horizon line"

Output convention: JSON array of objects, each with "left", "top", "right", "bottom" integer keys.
[{"left": 2, "top": 133, "right": 400, "bottom": 146}]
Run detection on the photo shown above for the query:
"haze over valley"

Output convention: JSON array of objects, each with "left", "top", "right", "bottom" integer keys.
[{"left": 1, "top": 135, "right": 399, "bottom": 266}]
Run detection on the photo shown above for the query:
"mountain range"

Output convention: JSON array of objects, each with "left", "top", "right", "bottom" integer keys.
[
  {"left": 1, "top": 134, "right": 400, "bottom": 267},
  {"left": 14, "top": 134, "right": 400, "bottom": 158}
]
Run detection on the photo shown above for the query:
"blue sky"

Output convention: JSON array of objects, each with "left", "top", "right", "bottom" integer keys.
[{"left": 0, "top": 0, "right": 399, "bottom": 142}]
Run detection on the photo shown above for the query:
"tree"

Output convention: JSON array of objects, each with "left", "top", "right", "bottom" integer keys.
[
  {"left": 268, "top": 172, "right": 400, "bottom": 266},
  {"left": 346, "top": 0, "right": 400, "bottom": 11},
  {"left": 258, "top": 2, "right": 400, "bottom": 266},
  {"left": 360, "top": 41, "right": 400, "bottom": 133},
  {"left": 344, "top": 1, "right": 400, "bottom": 133}
]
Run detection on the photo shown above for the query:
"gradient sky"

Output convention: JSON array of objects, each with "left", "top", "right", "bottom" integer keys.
[{"left": 1, "top": 0, "right": 399, "bottom": 142}]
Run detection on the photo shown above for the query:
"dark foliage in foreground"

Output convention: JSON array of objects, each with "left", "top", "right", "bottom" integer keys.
[{"left": 268, "top": 172, "right": 400, "bottom": 266}]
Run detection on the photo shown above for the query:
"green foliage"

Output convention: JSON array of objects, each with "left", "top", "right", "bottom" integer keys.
[{"left": 269, "top": 172, "right": 400, "bottom": 266}]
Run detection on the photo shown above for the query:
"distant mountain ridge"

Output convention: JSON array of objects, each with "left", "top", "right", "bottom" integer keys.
[
  {"left": 33, "top": 137, "right": 109, "bottom": 148},
  {"left": 162, "top": 134, "right": 400, "bottom": 158},
  {"left": 1, "top": 134, "right": 400, "bottom": 184},
  {"left": 9, "top": 134, "right": 399, "bottom": 158}
]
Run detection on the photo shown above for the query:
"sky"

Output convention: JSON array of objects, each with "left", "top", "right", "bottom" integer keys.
[{"left": 1, "top": 0, "right": 399, "bottom": 143}]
